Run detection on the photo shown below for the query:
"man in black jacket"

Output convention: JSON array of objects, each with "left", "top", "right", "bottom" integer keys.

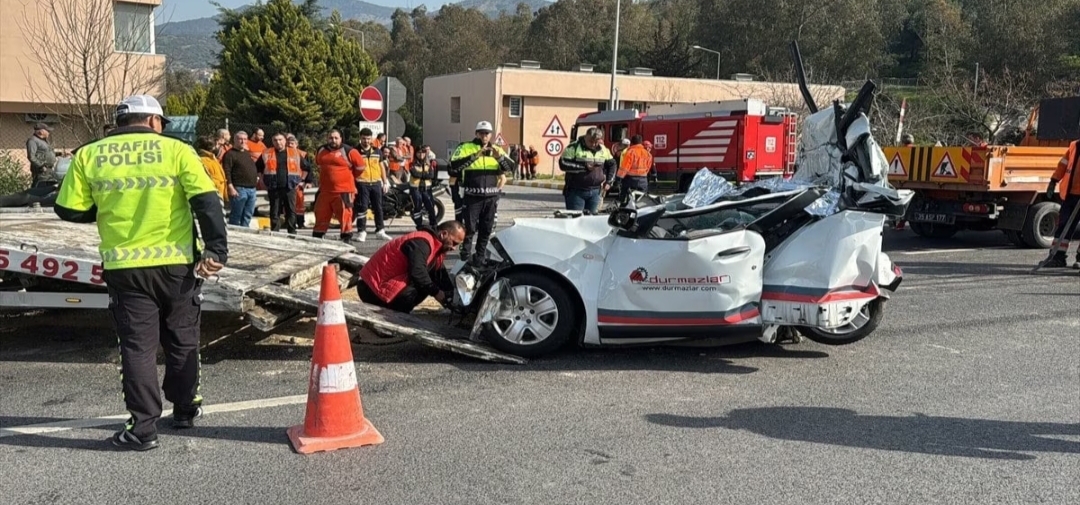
[
  {"left": 559, "top": 127, "right": 617, "bottom": 215},
  {"left": 221, "top": 131, "right": 259, "bottom": 227}
]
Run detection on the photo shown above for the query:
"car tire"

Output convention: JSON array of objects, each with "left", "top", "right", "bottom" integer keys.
[
  {"left": 482, "top": 271, "right": 578, "bottom": 358},
  {"left": 799, "top": 298, "right": 885, "bottom": 346},
  {"left": 909, "top": 221, "right": 959, "bottom": 239},
  {"left": 1020, "top": 201, "right": 1059, "bottom": 249},
  {"left": 434, "top": 198, "right": 446, "bottom": 223}
]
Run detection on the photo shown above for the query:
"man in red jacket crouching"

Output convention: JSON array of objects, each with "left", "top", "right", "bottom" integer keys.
[{"left": 358, "top": 221, "right": 466, "bottom": 313}]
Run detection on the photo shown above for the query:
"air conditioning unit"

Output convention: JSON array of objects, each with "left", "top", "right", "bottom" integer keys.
[
  {"left": 731, "top": 73, "right": 755, "bottom": 82},
  {"left": 25, "top": 113, "right": 59, "bottom": 124}
]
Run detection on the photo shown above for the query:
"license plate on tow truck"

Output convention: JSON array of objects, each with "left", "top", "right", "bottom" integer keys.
[{"left": 913, "top": 212, "right": 955, "bottom": 224}]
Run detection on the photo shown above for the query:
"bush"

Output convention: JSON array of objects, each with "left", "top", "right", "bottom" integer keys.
[{"left": 0, "top": 150, "right": 32, "bottom": 196}]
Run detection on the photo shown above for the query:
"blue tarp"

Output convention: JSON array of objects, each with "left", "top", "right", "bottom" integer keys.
[{"left": 162, "top": 115, "right": 198, "bottom": 144}]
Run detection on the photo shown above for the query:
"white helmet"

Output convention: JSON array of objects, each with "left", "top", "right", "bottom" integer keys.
[{"left": 475, "top": 121, "right": 493, "bottom": 132}]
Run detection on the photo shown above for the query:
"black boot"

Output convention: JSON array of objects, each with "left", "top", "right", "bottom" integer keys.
[{"left": 1044, "top": 252, "right": 1068, "bottom": 268}]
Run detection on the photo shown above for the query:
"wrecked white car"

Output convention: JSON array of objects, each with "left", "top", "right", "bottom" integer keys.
[{"left": 450, "top": 82, "right": 913, "bottom": 358}]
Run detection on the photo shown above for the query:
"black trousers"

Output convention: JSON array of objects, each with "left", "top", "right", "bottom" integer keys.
[
  {"left": 620, "top": 176, "right": 649, "bottom": 203},
  {"left": 268, "top": 188, "right": 296, "bottom": 234},
  {"left": 103, "top": 264, "right": 203, "bottom": 440},
  {"left": 1052, "top": 194, "right": 1080, "bottom": 260},
  {"left": 355, "top": 182, "right": 385, "bottom": 231},
  {"left": 356, "top": 269, "right": 452, "bottom": 313},
  {"left": 451, "top": 183, "right": 465, "bottom": 222},
  {"left": 462, "top": 195, "right": 498, "bottom": 260},
  {"left": 410, "top": 185, "right": 438, "bottom": 228}
]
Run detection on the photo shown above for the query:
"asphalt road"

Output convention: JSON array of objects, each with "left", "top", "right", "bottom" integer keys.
[{"left": 1, "top": 185, "right": 1078, "bottom": 505}]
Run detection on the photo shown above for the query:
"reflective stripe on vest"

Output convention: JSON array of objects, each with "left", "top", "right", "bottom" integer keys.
[
  {"left": 55, "top": 131, "right": 215, "bottom": 271},
  {"left": 262, "top": 151, "right": 302, "bottom": 176},
  {"left": 102, "top": 245, "right": 194, "bottom": 264},
  {"left": 453, "top": 142, "right": 504, "bottom": 172},
  {"left": 91, "top": 176, "right": 180, "bottom": 192}
]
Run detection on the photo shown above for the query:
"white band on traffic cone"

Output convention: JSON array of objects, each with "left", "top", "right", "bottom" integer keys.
[
  {"left": 317, "top": 299, "right": 346, "bottom": 326},
  {"left": 314, "top": 362, "right": 358, "bottom": 393}
]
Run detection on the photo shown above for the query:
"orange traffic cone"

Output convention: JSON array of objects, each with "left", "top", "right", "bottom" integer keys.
[{"left": 287, "top": 265, "right": 384, "bottom": 454}]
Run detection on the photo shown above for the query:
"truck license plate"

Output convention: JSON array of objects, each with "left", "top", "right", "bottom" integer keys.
[{"left": 913, "top": 212, "right": 954, "bottom": 224}]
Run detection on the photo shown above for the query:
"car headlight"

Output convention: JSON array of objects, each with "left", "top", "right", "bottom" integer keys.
[{"left": 455, "top": 272, "right": 478, "bottom": 306}]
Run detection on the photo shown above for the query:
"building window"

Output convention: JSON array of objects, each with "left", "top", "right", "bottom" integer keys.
[
  {"left": 597, "top": 101, "right": 608, "bottom": 112},
  {"left": 630, "top": 102, "right": 646, "bottom": 112},
  {"left": 508, "top": 97, "right": 522, "bottom": 118},
  {"left": 451, "top": 97, "right": 461, "bottom": 124},
  {"left": 114, "top": 2, "right": 155, "bottom": 54}
]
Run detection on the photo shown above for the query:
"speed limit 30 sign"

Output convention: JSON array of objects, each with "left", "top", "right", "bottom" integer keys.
[{"left": 545, "top": 139, "right": 564, "bottom": 156}]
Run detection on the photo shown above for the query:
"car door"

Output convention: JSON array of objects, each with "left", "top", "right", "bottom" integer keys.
[{"left": 595, "top": 228, "right": 765, "bottom": 341}]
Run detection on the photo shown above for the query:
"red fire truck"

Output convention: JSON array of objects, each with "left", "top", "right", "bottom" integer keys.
[{"left": 569, "top": 99, "right": 799, "bottom": 192}]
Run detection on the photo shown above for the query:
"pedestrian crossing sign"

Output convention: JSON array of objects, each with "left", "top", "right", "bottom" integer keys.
[{"left": 933, "top": 152, "right": 958, "bottom": 178}]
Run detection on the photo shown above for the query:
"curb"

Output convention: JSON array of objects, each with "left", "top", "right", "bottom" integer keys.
[{"left": 508, "top": 179, "right": 565, "bottom": 190}]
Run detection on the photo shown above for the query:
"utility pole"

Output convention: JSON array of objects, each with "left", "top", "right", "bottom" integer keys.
[{"left": 609, "top": 0, "right": 621, "bottom": 110}]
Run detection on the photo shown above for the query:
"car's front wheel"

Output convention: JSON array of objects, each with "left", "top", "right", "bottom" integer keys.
[
  {"left": 482, "top": 271, "right": 578, "bottom": 357},
  {"left": 799, "top": 298, "right": 885, "bottom": 346}
]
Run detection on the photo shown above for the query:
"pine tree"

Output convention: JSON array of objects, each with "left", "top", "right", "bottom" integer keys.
[{"left": 208, "top": 0, "right": 377, "bottom": 137}]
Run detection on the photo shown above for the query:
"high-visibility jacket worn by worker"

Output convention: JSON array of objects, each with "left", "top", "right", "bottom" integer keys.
[
  {"left": 359, "top": 229, "right": 445, "bottom": 303},
  {"left": 559, "top": 139, "right": 615, "bottom": 189},
  {"left": 259, "top": 147, "right": 303, "bottom": 191},
  {"left": 449, "top": 140, "right": 515, "bottom": 196},
  {"left": 1054, "top": 140, "right": 1080, "bottom": 198},
  {"left": 355, "top": 145, "right": 384, "bottom": 184},
  {"left": 316, "top": 144, "right": 364, "bottom": 194},
  {"left": 55, "top": 127, "right": 225, "bottom": 270},
  {"left": 617, "top": 144, "right": 653, "bottom": 179}
]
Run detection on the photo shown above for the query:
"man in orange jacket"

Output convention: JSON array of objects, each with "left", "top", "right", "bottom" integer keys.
[
  {"left": 313, "top": 129, "right": 365, "bottom": 242},
  {"left": 1043, "top": 138, "right": 1080, "bottom": 268},
  {"left": 256, "top": 133, "right": 304, "bottom": 234},
  {"left": 357, "top": 221, "right": 465, "bottom": 313},
  {"left": 287, "top": 134, "right": 314, "bottom": 228},
  {"left": 615, "top": 134, "right": 653, "bottom": 203}
]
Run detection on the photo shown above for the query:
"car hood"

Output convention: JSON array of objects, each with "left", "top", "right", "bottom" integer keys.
[{"left": 492, "top": 215, "right": 615, "bottom": 266}]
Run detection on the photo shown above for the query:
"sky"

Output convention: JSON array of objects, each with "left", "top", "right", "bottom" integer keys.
[{"left": 158, "top": 0, "right": 450, "bottom": 23}]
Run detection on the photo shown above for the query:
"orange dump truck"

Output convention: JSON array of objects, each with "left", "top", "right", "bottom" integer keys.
[{"left": 883, "top": 97, "right": 1076, "bottom": 248}]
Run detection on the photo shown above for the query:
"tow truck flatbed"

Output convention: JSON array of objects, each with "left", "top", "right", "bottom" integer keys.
[{"left": 0, "top": 209, "right": 525, "bottom": 364}]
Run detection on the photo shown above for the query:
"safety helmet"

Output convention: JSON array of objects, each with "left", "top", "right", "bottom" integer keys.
[{"left": 475, "top": 121, "right": 493, "bottom": 132}]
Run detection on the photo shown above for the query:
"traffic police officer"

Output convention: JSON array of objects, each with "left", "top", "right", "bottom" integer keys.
[
  {"left": 559, "top": 127, "right": 616, "bottom": 215},
  {"left": 448, "top": 121, "right": 515, "bottom": 263},
  {"left": 409, "top": 144, "right": 439, "bottom": 228},
  {"left": 55, "top": 95, "right": 229, "bottom": 451}
]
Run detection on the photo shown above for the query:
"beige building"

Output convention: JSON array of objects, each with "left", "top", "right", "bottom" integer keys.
[
  {"left": 0, "top": 0, "right": 165, "bottom": 162},
  {"left": 423, "top": 63, "right": 845, "bottom": 171}
]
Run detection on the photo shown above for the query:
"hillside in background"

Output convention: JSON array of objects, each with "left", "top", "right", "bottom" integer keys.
[{"left": 157, "top": 0, "right": 551, "bottom": 70}]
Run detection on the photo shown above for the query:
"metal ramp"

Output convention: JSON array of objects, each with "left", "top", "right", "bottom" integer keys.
[{"left": 0, "top": 210, "right": 526, "bottom": 364}]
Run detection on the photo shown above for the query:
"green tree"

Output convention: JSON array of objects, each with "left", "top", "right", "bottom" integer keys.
[
  {"left": 165, "top": 84, "right": 209, "bottom": 116},
  {"left": 208, "top": 0, "right": 377, "bottom": 137}
]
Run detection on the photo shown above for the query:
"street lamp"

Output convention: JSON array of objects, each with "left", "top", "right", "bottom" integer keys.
[
  {"left": 691, "top": 44, "right": 721, "bottom": 80},
  {"left": 330, "top": 22, "right": 365, "bottom": 51},
  {"left": 609, "top": 0, "right": 621, "bottom": 110}
]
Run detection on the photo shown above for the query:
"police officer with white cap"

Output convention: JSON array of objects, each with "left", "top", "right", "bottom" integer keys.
[
  {"left": 55, "top": 95, "right": 229, "bottom": 451},
  {"left": 448, "top": 121, "right": 516, "bottom": 263}
]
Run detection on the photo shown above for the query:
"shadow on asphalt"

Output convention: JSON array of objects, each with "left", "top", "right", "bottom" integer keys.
[
  {"left": 898, "top": 261, "right": 1046, "bottom": 277},
  {"left": 644, "top": 407, "right": 1080, "bottom": 461},
  {"left": 882, "top": 229, "right": 1013, "bottom": 251},
  {"left": 0, "top": 419, "right": 288, "bottom": 451},
  {"left": 200, "top": 337, "right": 829, "bottom": 375}
]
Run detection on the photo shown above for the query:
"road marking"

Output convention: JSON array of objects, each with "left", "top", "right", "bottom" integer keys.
[
  {"left": 0, "top": 394, "right": 307, "bottom": 438},
  {"left": 899, "top": 248, "right": 980, "bottom": 255}
]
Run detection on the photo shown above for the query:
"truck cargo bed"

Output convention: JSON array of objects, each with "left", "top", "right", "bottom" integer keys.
[{"left": 0, "top": 210, "right": 526, "bottom": 364}]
